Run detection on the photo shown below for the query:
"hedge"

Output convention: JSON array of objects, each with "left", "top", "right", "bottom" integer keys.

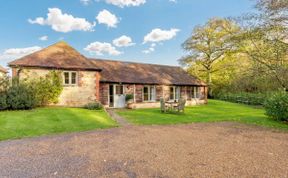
[{"left": 215, "top": 92, "right": 271, "bottom": 105}]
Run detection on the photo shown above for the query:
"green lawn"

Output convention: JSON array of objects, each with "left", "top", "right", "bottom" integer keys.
[
  {"left": 0, "top": 107, "right": 117, "bottom": 141},
  {"left": 117, "top": 100, "right": 288, "bottom": 130}
]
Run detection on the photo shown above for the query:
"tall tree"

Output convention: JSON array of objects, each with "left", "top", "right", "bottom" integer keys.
[
  {"left": 180, "top": 18, "right": 240, "bottom": 97},
  {"left": 256, "top": 0, "right": 288, "bottom": 28},
  {"left": 234, "top": 0, "right": 288, "bottom": 90}
]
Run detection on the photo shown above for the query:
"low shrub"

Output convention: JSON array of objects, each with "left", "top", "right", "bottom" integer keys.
[
  {"left": 125, "top": 94, "right": 133, "bottom": 102},
  {"left": 84, "top": 102, "right": 103, "bottom": 110},
  {"left": 264, "top": 91, "right": 288, "bottom": 121},
  {"left": 215, "top": 92, "right": 270, "bottom": 105},
  {"left": 6, "top": 82, "right": 37, "bottom": 110},
  {"left": 0, "top": 92, "right": 8, "bottom": 110}
]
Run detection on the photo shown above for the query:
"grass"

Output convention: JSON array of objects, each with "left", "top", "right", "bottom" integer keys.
[
  {"left": 117, "top": 100, "right": 288, "bottom": 130},
  {"left": 0, "top": 107, "right": 117, "bottom": 141}
]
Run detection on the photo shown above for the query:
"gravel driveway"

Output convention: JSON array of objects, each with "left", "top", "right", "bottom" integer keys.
[{"left": 1, "top": 122, "right": 288, "bottom": 178}]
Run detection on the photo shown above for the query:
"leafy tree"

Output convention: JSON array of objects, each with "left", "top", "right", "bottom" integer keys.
[
  {"left": 180, "top": 18, "right": 240, "bottom": 96},
  {"left": 256, "top": 0, "right": 288, "bottom": 28},
  {"left": 233, "top": 0, "right": 288, "bottom": 90}
]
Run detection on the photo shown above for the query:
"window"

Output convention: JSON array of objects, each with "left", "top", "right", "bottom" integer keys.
[
  {"left": 169, "top": 87, "right": 174, "bottom": 100},
  {"left": 176, "top": 87, "right": 180, "bottom": 100},
  {"left": 63, "top": 71, "right": 77, "bottom": 85},
  {"left": 64, "top": 72, "right": 69, "bottom": 84},
  {"left": 71, "top": 72, "right": 77, "bottom": 84},
  {"left": 192, "top": 87, "right": 201, "bottom": 98},
  {"left": 115, "top": 85, "right": 124, "bottom": 95},
  {"left": 169, "top": 86, "right": 180, "bottom": 101},
  {"left": 143, "top": 86, "right": 156, "bottom": 101}
]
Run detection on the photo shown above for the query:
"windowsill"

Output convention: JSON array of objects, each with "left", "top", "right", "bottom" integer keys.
[{"left": 63, "top": 84, "right": 78, "bottom": 87}]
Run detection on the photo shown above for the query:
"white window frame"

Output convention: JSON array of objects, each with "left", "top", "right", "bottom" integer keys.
[
  {"left": 115, "top": 84, "right": 124, "bottom": 95},
  {"left": 169, "top": 86, "right": 180, "bottom": 101},
  {"left": 143, "top": 85, "right": 156, "bottom": 102},
  {"left": 63, "top": 71, "right": 78, "bottom": 86},
  {"left": 192, "top": 86, "right": 201, "bottom": 99}
]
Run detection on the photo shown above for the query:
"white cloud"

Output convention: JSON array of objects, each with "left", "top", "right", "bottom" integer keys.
[
  {"left": 0, "top": 46, "right": 42, "bottom": 64},
  {"left": 39, "top": 35, "right": 48, "bottom": 41},
  {"left": 113, "top": 35, "right": 135, "bottom": 47},
  {"left": 96, "top": 9, "right": 119, "bottom": 28},
  {"left": 143, "top": 28, "right": 180, "bottom": 43},
  {"left": 142, "top": 43, "right": 156, "bottom": 54},
  {"left": 3, "top": 46, "right": 42, "bottom": 56},
  {"left": 80, "top": 0, "right": 92, "bottom": 5},
  {"left": 84, "top": 42, "right": 122, "bottom": 56},
  {"left": 28, "top": 8, "right": 96, "bottom": 33},
  {"left": 105, "top": 0, "right": 146, "bottom": 8},
  {"left": 169, "top": 0, "right": 177, "bottom": 3}
]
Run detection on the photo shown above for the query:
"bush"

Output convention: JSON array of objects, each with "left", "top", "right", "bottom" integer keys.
[
  {"left": 84, "top": 102, "right": 103, "bottom": 110},
  {"left": 125, "top": 94, "right": 133, "bottom": 102},
  {"left": 0, "top": 76, "right": 10, "bottom": 92},
  {"left": 6, "top": 82, "right": 37, "bottom": 110},
  {"left": 264, "top": 91, "right": 288, "bottom": 121},
  {"left": 0, "top": 71, "right": 63, "bottom": 111},
  {"left": 30, "top": 71, "right": 63, "bottom": 106},
  {"left": 215, "top": 92, "right": 270, "bottom": 105},
  {"left": 0, "top": 92, "right": 8, "bottom": 110}
]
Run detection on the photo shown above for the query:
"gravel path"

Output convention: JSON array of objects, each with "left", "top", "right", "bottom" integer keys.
[
  {"left": 1, "top": 122, "right": 288, "bottom": 178},
  {"left": 106, "top": 109, "right": 131, "bottom": 126}
]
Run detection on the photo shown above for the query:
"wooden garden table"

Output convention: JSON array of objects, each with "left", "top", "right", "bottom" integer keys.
[{"left": 165, "top": 100, "right": 179, "bottom": 111}]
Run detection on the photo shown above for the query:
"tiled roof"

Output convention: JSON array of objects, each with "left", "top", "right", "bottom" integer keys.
[
  {"left": 91, "top": 59, "right": 206, "bottom": 86},
  {"left": 8, "top": 42, "right": 206, "bottom": 86},
  {"left": 9, "top": 42, "right": 101, "bottom": 71}
]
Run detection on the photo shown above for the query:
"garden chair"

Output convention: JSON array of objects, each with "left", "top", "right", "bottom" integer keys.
[
  {"left": 160, "top": 98, "right": 168, "bottom": 113},
  {"left": 173, "top": 98, "right": 186, "bottom": 113}
]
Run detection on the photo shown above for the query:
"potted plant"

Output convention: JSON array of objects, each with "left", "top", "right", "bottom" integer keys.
[{"left": 125, "top": 94, "right": 134, "bottom": 109}]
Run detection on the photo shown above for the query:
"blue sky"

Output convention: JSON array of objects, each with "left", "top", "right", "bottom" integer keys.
[{"left": 0, "top": 0, "right": 255, "bottom": 67}]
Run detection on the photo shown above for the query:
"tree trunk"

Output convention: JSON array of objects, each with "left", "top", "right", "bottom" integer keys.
[{"left": 207, "top": 70, "right": 213, "bottom": 98}]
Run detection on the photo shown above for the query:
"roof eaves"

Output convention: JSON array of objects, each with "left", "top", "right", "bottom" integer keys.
[{"left": 8, "top": 64, "right": 102, "bottom": 72}]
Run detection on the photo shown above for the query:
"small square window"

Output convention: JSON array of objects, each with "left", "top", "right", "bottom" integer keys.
[{"left": 63, "top": 71, "right": 77, "bottom": 85}]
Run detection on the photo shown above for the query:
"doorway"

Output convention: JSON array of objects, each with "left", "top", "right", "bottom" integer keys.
[{"left": 109, "top": 84, "right": 125, "bottom": 108}]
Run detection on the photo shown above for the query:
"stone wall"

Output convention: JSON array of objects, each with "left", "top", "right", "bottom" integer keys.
[{"left": 14, "top": 67, "right": 100, "bottom": 107}]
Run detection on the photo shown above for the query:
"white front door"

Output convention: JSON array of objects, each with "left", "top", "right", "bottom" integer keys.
[{"left": 114, "top": 85, "right": 125, "bottom": 108}]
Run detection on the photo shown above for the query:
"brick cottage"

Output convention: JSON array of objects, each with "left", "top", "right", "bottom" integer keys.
[{"left": 8, "top": 42, "right": 207, "bottom": 108}]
